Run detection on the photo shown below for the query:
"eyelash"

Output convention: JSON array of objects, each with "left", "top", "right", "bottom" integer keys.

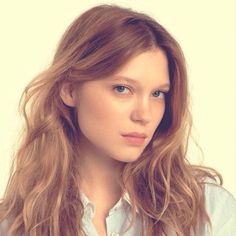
[{"left": 112, "top": 84, "right": 168, "bottom": 98}]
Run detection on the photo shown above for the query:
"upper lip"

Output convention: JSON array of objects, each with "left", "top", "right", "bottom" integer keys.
[{"left": 122, "top": 132, "right": 147, "bottom": 138}]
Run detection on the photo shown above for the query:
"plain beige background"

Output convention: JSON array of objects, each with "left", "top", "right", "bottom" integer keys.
[{"left": 0, "top": 0, "right": 235, "bottom": 197}]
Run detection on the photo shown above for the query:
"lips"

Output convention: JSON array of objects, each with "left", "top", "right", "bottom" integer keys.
[
  {"left": 122, "top": 132, "right": 147, "bottom": 138},
  {"left": 122, "top": 133, "right": 147, "bottom": 145}
]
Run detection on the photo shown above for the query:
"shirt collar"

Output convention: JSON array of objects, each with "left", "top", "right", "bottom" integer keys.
[
  {"left": 79, "top": 190, "right": 139, "bottom": 214},
  {"left": 122, "top": 191, "right": 140, "bottom": 214}
]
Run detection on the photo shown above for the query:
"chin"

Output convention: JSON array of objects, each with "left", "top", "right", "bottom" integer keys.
[{"left": 114, "top": 155, "right": 141, "bottom": 163}]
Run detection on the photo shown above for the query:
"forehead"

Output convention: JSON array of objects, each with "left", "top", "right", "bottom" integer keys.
[{"left": 110, "top": 49, "right": 170, "bottom": 88}]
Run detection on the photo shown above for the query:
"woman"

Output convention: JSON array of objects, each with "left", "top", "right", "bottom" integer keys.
[{"left": 0, "top": 4, "right": 235, "bottom": 236}]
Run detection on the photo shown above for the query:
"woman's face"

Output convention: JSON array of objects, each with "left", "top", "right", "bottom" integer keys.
[{"left": 73, "top": 49, "right": 170, "bottom": 163}]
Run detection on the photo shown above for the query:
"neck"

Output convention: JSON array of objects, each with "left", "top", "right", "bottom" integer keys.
[{"left": 77, "top": 139, "right": 124, "bottom": 205}]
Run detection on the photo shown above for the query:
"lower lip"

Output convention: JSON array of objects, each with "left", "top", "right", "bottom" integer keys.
[{"left": 122, "top": 135, "right": 146, "bottom": 145}]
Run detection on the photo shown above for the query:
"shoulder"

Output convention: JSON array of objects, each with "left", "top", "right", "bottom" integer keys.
[
  {"left": 0, "top": 218, "right": 10, "bottom": 235},
  {"left": 0, "top": 216, "right": 17, "bottom": 236},
  {"left": 203, "top": 177, "right": 236, "bottom": 235}
]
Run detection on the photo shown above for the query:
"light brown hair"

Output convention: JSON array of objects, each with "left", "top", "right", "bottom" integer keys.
[{"left": 0, "top": 4, "right": 222, "bottom": 236}]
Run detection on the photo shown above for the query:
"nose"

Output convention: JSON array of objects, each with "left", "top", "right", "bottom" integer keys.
[{"left": 130, "top": 97, "right": 152, "bottom": 125}]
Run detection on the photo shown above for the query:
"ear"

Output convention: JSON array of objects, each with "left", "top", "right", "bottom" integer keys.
[{"left": 60, "top": 82, "right": 77, "bottom": 107}]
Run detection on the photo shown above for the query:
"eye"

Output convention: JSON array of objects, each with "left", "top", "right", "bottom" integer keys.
[
  {"left": 152, "top": 90, "right": 167, "bottom": 98},
  {"left": 112, "top": 84, "right": 168, "bottom": 98},
  {"left": 112, "top": 85, "right": 131, "bottom": 94}
]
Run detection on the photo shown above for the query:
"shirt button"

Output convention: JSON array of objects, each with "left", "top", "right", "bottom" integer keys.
[{"left": 111, "top": 233, "right": 119, "bottom": 236}]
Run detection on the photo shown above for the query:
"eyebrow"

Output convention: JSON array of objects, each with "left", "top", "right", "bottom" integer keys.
[{"left": 111, "top": 75, "right": 170, "bottom": 90}]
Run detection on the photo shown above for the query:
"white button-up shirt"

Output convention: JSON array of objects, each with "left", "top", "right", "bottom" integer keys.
[
  {"left": 80, "top": 190, "right": 142, "bottom": 236},
  {"left": 80, "top": 178, "right": 236, "bottom": 236},
  {"left": 0, "top": 178, "right": 236, "bottom": 235}
]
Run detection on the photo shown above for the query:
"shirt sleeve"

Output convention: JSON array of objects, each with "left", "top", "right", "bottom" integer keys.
[{"left": 204, "top": 181, "right": 236, "bottom": 236}]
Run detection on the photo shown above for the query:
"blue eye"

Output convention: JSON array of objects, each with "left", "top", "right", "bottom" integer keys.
[
  {"left": 113, "top": 85, "right": 130, "bottom": 94},
  {"left": 112, "top": 84, "right": 167, "bottom": 98},
  {"left": 153, "top": 91, "right": 166, "bottom": 98}
]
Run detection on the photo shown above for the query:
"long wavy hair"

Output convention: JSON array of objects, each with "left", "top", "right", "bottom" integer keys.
[{"left": 0, "top": 4, "right": 222, "bottom": 236}]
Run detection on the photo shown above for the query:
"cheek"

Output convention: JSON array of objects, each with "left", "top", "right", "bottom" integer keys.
[
  {"left": 152, "top": 103, "right": 166, "bottom": 128},
  {"left": 159, "top": 103, "right": 166, "bottom": 120},
  {"left": 76, "top": 94, "right": 123, "bottom": 133}
]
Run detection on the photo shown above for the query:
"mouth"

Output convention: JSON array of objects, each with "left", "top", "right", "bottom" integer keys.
[
  {"left": 121, "top": 135, "right": 146, "bottom": 145},
  {"left": 122, "top": 132, "right": 147, "bottom": 138}
]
